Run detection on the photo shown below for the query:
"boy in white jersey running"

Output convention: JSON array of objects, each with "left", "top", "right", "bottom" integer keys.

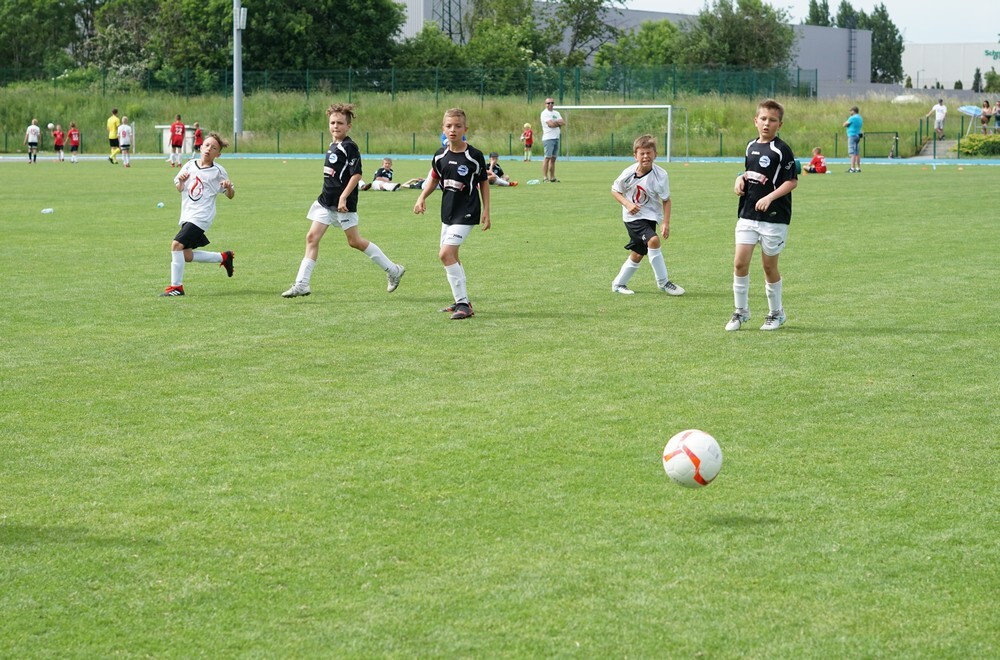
[
  {"left": 159, "top": 132, "right": 236, "bottom": 297},
  {"left": 610, "top": 134, "right": 684, "bottom": 296},
  {"left": 726, "top": 98, "right": 798, "bottom": 331}
]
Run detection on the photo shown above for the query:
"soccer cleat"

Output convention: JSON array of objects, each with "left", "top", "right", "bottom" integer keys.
[
  {"left": 760, "top": 310, "right": 786, "bottom": 331},
  {"left": 159, "top": 285, "right": 185, "bottom": 297},
  {"left": 281, "top": 282, "right": 311, "bottom": 298},
  {"left": 658, "top": 280, "right": 685, "bottom": 296},
  {"left": 509, "top": 180, "right": 519, "bottom": 187},
  {"left": 220, "top": 250, "right": 235, "bottom": 277},
  {"left": 725, "top": 309, "right": 750, "bottom": 331},
  {"left": 612, "top": 284, "right": 635, "bottom": 295},
  {"left": 387, "top": 265, "right": 405, "bottom": 293},
  {"left": 439, "top": 301, "right": 474, "bottom": 314},
  {"left": 450, "top": 302, "right": 474, "bottom": 320}
]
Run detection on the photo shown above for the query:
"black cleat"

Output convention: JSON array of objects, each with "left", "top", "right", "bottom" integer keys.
[
  {"left": 221, "top": 250, "right": 235, "bottom": 277},
  {"left": 450, "top": 302, "right": 474, "bottom": 320},
  {"left": 159, "top": 285, "right": 185, "bottom": 297}
]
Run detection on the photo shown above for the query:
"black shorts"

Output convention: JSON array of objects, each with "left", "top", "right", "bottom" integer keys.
[
  {"left": 54, "top": 145, "right": 64, "bottom": 152},
  {"left": 624, "top": 219, "right": 658, "bottom": 255},
  {"left": 109, "top": 138, "right": 119, "bottom": 147},
  {"left": 173, "top": 222, "right": 210, "bottom": 249},
  {"left": 70, "top": 145, "right": 79, "bottom": 152},
  {"left": 27, "top": 141, "right": 38, "bottom": 148}
]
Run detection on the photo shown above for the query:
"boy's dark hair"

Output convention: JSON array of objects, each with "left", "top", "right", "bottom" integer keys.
[
  {"left": 327, "top": 103, "right": 356, "bottom": 124},
  {"left": 632, "top": 134, "right": 657, "bottom": 153},
  {"left": 207, "top": 132, "right": 229, "bottom": 150},
  {"left": 758, "top": 98, "right": 785, "bottom": 121},
  {"left": 850, "top": 106, "right": 859, "bottom": 114},
  {"left": 488, "top": 151, "right": 499, "bottom": 158}
]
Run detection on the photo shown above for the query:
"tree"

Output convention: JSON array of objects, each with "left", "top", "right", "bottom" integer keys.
[
  {"left": 594, "top": 20, "right": 680, "bottom": 67},
  {"left": 464, "top": 20, "right": 542, "bottom": 68},
  {"left": 393, "top": 23, "right": 467, "bottom": 69},
  {"left": 834, "top": 1, "right": 860, "bottom": 29},
  {"left": 674, "top": 0, "right": 795, "bottom": 69},
  {"left": 859, "top": 3, "right": 902, "bottom": 83},
  {"left": 0, "top": 0, "right": 78, "bottom": 71},
  {"left": 954, "top": 80, "right": 963, "bottom": 90},
  {"left": 91, "top": 0, "right": 158, "bottom": 76},
  {"left": 805, "top": 0, "right": 832, "bottom": 27},
  {"left": 538, "top": 0, "right": 626, "bottom": 67},
  {"left": 984, "top": 67, "right": 1000, "bottom": 93}
]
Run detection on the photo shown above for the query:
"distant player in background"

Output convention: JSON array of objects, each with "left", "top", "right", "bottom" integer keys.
[
  {"left": 68, "top": 122, "right": 81, "bottom": 163},
  {"left": 843, "top": 106, "right": 863, "bottom": 173},
  {"left": 281, "top": 103, "right": 405, "bottom": 299},
  {"left": 52, "top": 124, "right": 65, "bottom": 162},
  {"left": 107, "top": 108, "right": 121, "bottom": 164},
  {"left": 925, "top": 99, "right": 947, "bottom": 140},
  {"left": 160, "top": 132, "right": 236, "bottom": 297},
  {"left": 609, "top": 134, "right": 684, "bottom": 297},
  {"left": 804, "top": 147, "right": 826, "bottom": 174},
  {"left": 413, "top": 107, "right": 490, "bottom": 320},
  {"left": 117, "top": 116, "right": 133, "bottom": 167},
  {"left": 24, "top": 119, "right": 40, "bottom": 164},
  {"left": 361, "top": 157, "right": 402, "bottom": 191},
  {"left": 191, "top": 121, "right": 203, "bottom": 159},
  {"left": 169, "top": 114, "right": 185, "bottom": 167},
  {"left": 727, "top": 98, "right": 798, "bottom": 332},
  {"left": 487, "top": 152, "right": 517, "bottom": 187},
  {"left": 520, "top": 123, "right": 533, "bottom": 161}
]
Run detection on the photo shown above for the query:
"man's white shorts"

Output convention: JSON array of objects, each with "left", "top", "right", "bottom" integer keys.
[
  {"left": 307, "top": 200, "right": 358, "bottom": 230},
  {"left": 440, "top": 223, "right": 473, "bottom": 246},
  {"left": 735, "top": 218, "right": 789, "bottom": 256}
]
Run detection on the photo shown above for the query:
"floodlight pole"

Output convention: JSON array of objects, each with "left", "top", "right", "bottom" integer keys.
[{"left": 233, "top": 0, "right": 246, "bottom": 139}]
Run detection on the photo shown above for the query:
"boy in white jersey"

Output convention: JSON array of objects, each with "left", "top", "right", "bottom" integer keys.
[
  {"left": 24, "top": 119, "right": 41, "bottom": 164},
  {"left": 726, "top": 98, "right": 798, "bottom": 331},
  {"left": 610, "top": 134, "right": 684, "bottom": 296},
  {"left": 159, "top": 133, "right": 236, "bottom": 297},
  {"left": 117, "top": 116, "right": 133, "bottom": 168},
  {"left": 281, "top": 103, "right": 405, "bottom": 298}
]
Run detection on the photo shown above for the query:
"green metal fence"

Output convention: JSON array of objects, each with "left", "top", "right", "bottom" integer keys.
[{"left": 1, "top": 65, "right": 818, "bottom": 101}]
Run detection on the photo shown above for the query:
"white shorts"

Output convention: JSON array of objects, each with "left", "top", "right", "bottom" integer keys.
[
  {"left": 371, "top": 180, "right": 400, "bottom": 191},
  {"left": 307, "top": 200, "right": 358, "bottom": 230},
  {"left": 735, "top": 218, "right": 789, "bottom": 256},
  {"left": 440, "top": 223, "right": 473, "bottom": 246}
]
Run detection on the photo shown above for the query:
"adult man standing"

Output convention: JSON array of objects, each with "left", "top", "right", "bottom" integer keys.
[
  {"left": 540, "top": 98, "right": 565, "bottom": 182},
  {"left": 843, "top": 106, "right": 863, "bottom": 173},
  {"left": 107, "top": 108, "right": 121, "bottom": 164},
  {"left": 926, "top": 99, "right": 947, "bottom": 140}
]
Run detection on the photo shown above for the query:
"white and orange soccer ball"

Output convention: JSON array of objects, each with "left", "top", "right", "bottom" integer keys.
[{"left": 662, "top": 429, "right": 723, "bottom": 488}]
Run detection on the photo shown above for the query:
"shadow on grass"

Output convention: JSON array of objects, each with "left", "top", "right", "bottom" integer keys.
[{"left": 0, "top": 523, "right": 153, "bottom": 548}]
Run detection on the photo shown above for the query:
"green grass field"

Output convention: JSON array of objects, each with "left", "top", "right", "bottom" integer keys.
[{"left": 2, "top": 153, "right": 997, "bottom": 657}]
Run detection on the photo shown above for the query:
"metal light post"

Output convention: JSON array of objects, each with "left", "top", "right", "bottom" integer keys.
[
  {"left": 233, "top": 0, "right": 247, "bottom": 139},
  {"left": 916, "top": 69, "right": 925, "bottom": 89}
]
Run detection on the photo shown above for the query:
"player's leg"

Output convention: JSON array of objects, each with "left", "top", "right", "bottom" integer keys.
[
  {"left": 645, "top": 233, "right": 680, "bottom": 295},
  {"left": 439, "top": 224, "right": 473, "bottom": 318},
  {"left": 759, "top": 224, "right": 788, "bottom": 331},
  {"left": 726, "top": 225, "right": 757, "bottom": 330}
]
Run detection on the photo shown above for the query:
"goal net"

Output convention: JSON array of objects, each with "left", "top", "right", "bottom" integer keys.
[{"left": 554, "top": 105, "right": 675, "bottom": 163}]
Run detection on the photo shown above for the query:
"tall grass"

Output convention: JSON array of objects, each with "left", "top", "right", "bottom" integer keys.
[{"left": 0, "top": 85, "right": 958, "bottom": 158}]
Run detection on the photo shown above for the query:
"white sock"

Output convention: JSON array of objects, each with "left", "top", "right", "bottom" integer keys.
[
  {"left": 445, "top": 263, "right": 468, "bottom": 304},
  {"left": 648, "top": 247, "right": 668, "bottom": 285},
  {"left": 734, "top": 274, "right": 749, "bottom": 310},
  {"left": 613, "top": 259, "right": 641, "bottom": 287},
  {"left": 192, "top": 251, "right": 222, "bottom": 263},
  {"left": 296, "top": 258, "right": 316, "bottom": 285},
  {"left": 765, "top": 279, "right": 782, "bottom": 314},
  {"left": 495, "top": 178, "right": 510, "bottom": 187},
  {"left": 170, "top": 251, "right": 185, "bottom": 286},
  {"left": 363, "top": 242, "right": 395, "bottom": 272}
]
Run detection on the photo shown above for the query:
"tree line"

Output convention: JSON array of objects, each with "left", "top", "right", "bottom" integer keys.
[{"left": 0, "top": 0, "right": 901, "bottom": 84}]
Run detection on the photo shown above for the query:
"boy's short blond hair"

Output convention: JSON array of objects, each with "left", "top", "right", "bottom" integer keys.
[
  {"left": 327, "top": 103, "right": 356, "bottom": 124},
  {"left": 444, "top": 108, "right": 467, "bottom": 124},
  {"left": 757, "top": 98, "right": 785, "bottom": 121},
  {"left": 632, "top": 134, "right": 657, "bottom": 154},
  {"left": 207, "top": 132, "right": 229, "bottom": 149},
  {"left": 813, "top": 146, "right": 822, "bottom": 154},
  {"left": 523, "top": 123, "right": 531, "bottom": 129}
]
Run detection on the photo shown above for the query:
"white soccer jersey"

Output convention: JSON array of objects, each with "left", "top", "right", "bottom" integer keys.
[
  {"left": 117, "top": 124, "right": 133, "bottom": 146},
  {"left": 612, "top": 163, "right": 670, "bottom": 223},
  {"left": 25, "top": 124, "right": 41, "bottom": 143},
  {"left": 174, "top": 160, "right": 230, "bottom": 231}
]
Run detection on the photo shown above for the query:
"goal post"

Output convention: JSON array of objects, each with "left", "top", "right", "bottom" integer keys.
[{"left": 551, "top": 104, "right": 680, "bottom": 162}]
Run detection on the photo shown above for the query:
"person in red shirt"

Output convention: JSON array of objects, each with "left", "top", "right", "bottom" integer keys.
[
  {"left": 169, "top": 114, "right": 185, "bottom": 167},
  {"left": 191, "top": 121, "right": 203, "bottom": 159},
  {"left": 804, "top": 147, "right": 827, "bottom": 174},
  {"left": 52, "top": 124, "right": 66, "bottom": 162},
  {"left": 67, "top": 122, "right": 81, "bottom": 164},
  {"left": 520, "top": 123, "right": 533, "bottom": 161}
]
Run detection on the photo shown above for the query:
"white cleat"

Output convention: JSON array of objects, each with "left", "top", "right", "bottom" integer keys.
[
  {"left": 612, "top": 284, "right": 635, "bottom": 295},
  {"left": 658, "top": 280, "right": 685, "bottom": 296},
  {"left": 760, "top": 310, "right": 786, "bottom": 331},
  {"left": 281, "top": 282, "right": 311, "bottom": 298},
  {"left": 387, "top": 265, "right": 405, "bottom": 293},
  {"left": 725, "top": 309, "right": 750, "bottom": 331}
]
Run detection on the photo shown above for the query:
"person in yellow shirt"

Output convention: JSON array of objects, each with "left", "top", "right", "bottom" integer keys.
[{"left": 107, "top": 108, "right": 121, "bottom": 164}]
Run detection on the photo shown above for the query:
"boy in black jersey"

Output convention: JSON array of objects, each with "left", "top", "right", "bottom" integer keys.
[
  {"left": 413, "top": 108, "right": 491, "bottom": 320},
  {"left": 282, "top": 103, "right": 405, "bottom": 298},
  {"left": 726, "top": 98, "right": 798, "bottom": 332}
]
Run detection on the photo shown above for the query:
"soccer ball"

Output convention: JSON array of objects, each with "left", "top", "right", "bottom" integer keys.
[
  {"left": 662, "top": 430, "right": 723, "bottom": 488},
  {"left": 47, "top": 123, "right": 54, "bottom": 130}
]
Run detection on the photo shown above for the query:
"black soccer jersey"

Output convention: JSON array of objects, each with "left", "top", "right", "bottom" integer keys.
[
  {"left": 738, "top": 137, "right": 797, "bottom": 225},
  {"left": 431, "top": 146, "right": 488, "bottom": 225},
  {"left": 318, "top": 137, "right": 362, "bottom": 211},
  {"left": 374, "top": 167, "right": 393, "bottom": 181},
  {"left": 489, "top": 162, "right": 505, "bottom": 178}
]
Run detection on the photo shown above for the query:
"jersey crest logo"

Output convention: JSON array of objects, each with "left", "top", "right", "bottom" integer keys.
[
  {"left": 457, "top": 164, "right": 469, "bottom": 176},
  {"left": 187, "top": 176, "right": 205, "bottom": 201},
  {"left": 631, "top": 185, "right": 650, "bottom": 206},
  {"left": 328, "top": 153, "right": 338, "bottom": 164},
  {"left": 759, "top": 156, "right": 771, "bottom": 168}
]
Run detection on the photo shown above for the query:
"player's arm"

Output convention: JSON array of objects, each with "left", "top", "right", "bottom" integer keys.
[
  {"left": 175, "top": 171, "right": 189, "bottom": 191},
  {"left": 660, "top": 197, "right": 672, "bottom": 239},
  {"left": 612, "top": 188, "right": 639, "bottom": 215},
  {"left": 479, "top": 177, "right": 491, "bottom": 230},
  {"left": 220, "top": 180, "right": 235, "bottom": 199},
  {"left": 414, "top": 169, "right": 439, "bottom": 214},
  {"left": 340, "top": 173, "right": 362, "bottom": 211},
  {"left": 734, "top": 173, "right": 746, "bottom": 196},
  {"left": 754, "top": 179, "right": 797, "bottom": 213}
]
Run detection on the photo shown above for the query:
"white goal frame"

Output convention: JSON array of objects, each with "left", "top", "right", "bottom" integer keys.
[{"left": 552, "top": 104, "right": 681, "bottom": 162}]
